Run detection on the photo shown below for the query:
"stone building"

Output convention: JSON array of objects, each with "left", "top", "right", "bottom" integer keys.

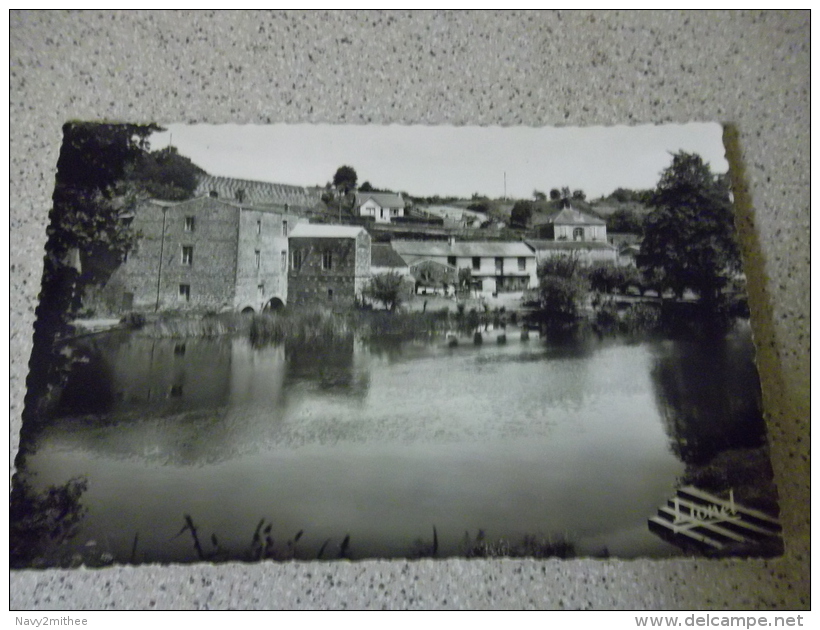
[
  {"left": 287, "top": 224, "right": 372, "bottom": 307},
  {"left": 96, "top": 196, "right": 301, "bottom": 314}
]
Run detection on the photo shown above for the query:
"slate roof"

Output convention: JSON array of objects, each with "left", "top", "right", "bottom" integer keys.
[
  {"left": 289, "top": 224, "right": 367, "bottom": 239},
  {"left": 526, "top": 240, "right": 617, "bottom": 251},
  {"left": 371, "top": 244, "right": 409, "bottom": 268},
  {"left": 355, "top": 192, "right": 406, "bottom": 209},
  {"left": 533, "top": 206, "right": 606, "bottom": 226},
  {"left": 195, "top": 175, "right": 322, "bottom": 207},
  {"left": 392, "top": 240, "right": 535, "bottom": 258}
]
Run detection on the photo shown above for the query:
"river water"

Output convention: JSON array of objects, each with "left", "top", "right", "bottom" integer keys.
[{"left": 19, "top": 322, "right": 765, "bottom": 564}]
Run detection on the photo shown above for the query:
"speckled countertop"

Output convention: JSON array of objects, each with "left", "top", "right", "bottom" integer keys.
[{"left": 9, "top": 10, "right": 810, "bottom": 610}]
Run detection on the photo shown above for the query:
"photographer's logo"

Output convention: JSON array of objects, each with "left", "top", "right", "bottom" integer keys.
[{"left": 649, "top": 486, "right": 781, "bottom": 552}]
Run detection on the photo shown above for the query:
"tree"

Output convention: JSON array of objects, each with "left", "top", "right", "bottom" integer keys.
[
  {"left": 359, "top": 181, "right": 374, "bottom": 192},
  {"left": 533, "top": 190, "right": 547, "bottom": 202},
  {"left": 606, "top": 208, "right": 643, "bottom": 234},
  {"left": 332, "top": 165, "right": 358, "bottom": 194},
  {"left": 26, "top": 122, "right": 162, "bottom": 422},
  {"left": 364, "top": 271, "right": 406, "bottom": 311},
  {"left": 637, "top": 152, "right": 741, "bottom": 306},
  {"left": 510, "top": 200, "right": 534, "bottom": 228},
  {"left": 126, "top": 146, "right": 205, "bottom": 201},
  {"left": 536, "top": 254, "right": 588, "bottom": 325},
  {"left": 549, "top": 188, "right": 561, "bottom": 201},
  {"left": 572, "top": 189, "right": 586, "bottom": 201}
]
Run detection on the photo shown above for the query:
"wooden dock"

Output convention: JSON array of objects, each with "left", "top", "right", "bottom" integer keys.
[{"left": 648, "top": 486, "right": 781, "bottom": 554}]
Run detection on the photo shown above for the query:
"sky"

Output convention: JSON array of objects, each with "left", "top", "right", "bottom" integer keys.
[{"left": 148, "top": 122, "right": 728, "bottom": 200}]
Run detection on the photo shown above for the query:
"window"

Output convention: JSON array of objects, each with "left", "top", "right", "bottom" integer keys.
[
  {"left": 518, "top": 257, "right": 526, "bottom": 271},
  {"left": 472, "top": 257, "right": 481, "bottom": 270},
  {"left": 258, "top": 284, "right": 265, "bottom": 299},
  {"left": 255, "top": 250, "right": 261, "bottom": 269},
  {"left": 447, "top": 256, "right": 456, "bottom": 267},
  {"left": 174, "top": 343, "right": 186, "bottom": 356},
  {"left": 495, "top": 257, "right": 503, "bottom": 274},
  {"left": 181, "top": 246, "right": 193, "bottom": 265},
  {"left": 282, "top": 220, "right": 288, "bottom": 237},
  {"left": 327, "top": 288, "right": 333, "bottom": 300},
  {"left": 281, "top": 250, "right": 287, "bottom": 273},
  {"left": 573, "top": 227, "right": 584, "bottom": 241},
  {"left": 322, "top": 251, "right": 332, "bottom": 270},
  {"left": 170, "top": 384, "right": 183, "bottom": 397},
  {"left": 179, "top": 284, "right": 190, "bottom": 302},
  {"left": 292, "top": 249, "right": 303, "bottom": 270},
  {"left": 184, "top": 216, "right": 195, "bottom": 232},
  {"left": 257, "top": 219, "right": 262, "bottom": 235}
]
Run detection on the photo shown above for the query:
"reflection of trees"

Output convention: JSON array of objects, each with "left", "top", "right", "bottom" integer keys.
[
  {"left": 10, "top": 475, "right": 88, "bottom": 568},
  {"left": 650, "top": 332, "right": 765, "bottom": 465}
]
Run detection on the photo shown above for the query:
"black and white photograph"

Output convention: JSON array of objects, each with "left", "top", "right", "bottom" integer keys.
[{"left": 11, "top": 121, "right": 782, "bottom": 568}]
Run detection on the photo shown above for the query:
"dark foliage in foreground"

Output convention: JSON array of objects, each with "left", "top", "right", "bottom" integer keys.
[{"left": 9, "top": 476, "right": 89, "bottom": 569}]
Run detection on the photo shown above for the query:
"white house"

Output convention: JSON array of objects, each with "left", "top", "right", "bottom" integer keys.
[
  {"left": 391, "top": 238, "right": 537, "bottom": 295},
  {"left": 355, "top": 192, "right": 407, "bottom": 224}
]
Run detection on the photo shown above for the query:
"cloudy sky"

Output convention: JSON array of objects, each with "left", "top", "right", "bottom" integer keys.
[{"left": 149, "top": 122, "right": 728, "bottom": 200}]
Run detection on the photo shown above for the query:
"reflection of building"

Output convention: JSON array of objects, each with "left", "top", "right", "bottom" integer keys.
[
  {"left": 355, "top": 192, "right": 406, "bottom": 224},
  {"left": 529, "top": 203, "right": 618, "bottom": 266},
  {"left": 287, "top": 224, "right": 372, "bottom": 306},
  {"left": 391, "top": 238, "right": 537, "bottom": 294},
  {"left": 97, "top": 197, "right": 301, "bottom": 313}
]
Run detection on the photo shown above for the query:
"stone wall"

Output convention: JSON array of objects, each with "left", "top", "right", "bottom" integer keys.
[
  {"left": 99, "top": 198, "right": 240, "bottom": 313},
  {"left": 288, "top": 231, "right": 371, "bottom": 307},
  {"left": 234, "top": 207, "right": 302, "bottom": 311}
]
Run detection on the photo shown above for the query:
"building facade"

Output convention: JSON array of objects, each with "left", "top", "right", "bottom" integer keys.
[
  {"left": 95, "top": 197, "right": 300, "bottom": 314},
  {"left": 530, "top": 204, "right": 618, "bottom": 266},
  {"left": 287, "top": 224, "right": 372, "bottom": 307},
  {"left": 391, "top": 239, "right": 537, "bottom": 294}
]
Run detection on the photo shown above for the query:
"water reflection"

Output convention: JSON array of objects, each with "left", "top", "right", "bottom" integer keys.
[
  {"left": 649, "top": 321, "right": 765, "bottom": 464},
  {"left": 15, "top": 322, "right": 768, "bottom": 565}
]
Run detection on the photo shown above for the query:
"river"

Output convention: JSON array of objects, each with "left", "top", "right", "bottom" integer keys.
[{"left": 17, "top": 321, "right": 766, "bottom": 564}]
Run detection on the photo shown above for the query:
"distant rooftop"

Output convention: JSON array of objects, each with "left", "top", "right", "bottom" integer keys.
[
  {"left": 371, "top": 243, "right": 409, "bottom": 268},
  {"left": 526, "top": 239, "right": 616, "bottom": 251},
  {"left": 142, "top": 196, "right": 293, "bottom": 214},
  {"left": 392, "top": 240, "right": 534, "bottom": 258},
  {"left": 195, "top": 175, "right": 323, "bottom": 207},
  {"left": 355, "top": 191, "right": 406, "bottom": 208},
  {"left": 289, "top": 223, "right": 367, "bottom": 239},
  {"left": 533, "top": 206, "right": 606, "bottom": 226}
]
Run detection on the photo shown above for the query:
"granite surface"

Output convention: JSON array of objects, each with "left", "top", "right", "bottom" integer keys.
[{"left": 9, "top": 10, "right": 810, "bottom": 610}]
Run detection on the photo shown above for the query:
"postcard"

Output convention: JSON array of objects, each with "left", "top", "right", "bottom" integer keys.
[{"left": 10, "top": 122, "right": 781, "bottom": 568}]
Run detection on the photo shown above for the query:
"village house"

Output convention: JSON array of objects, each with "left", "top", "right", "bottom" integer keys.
[
  {"left": 287, "top": 224, "right": 372, "bottom": 307},
  {"left": 355, "top": 191, "right": 407, "bottom": 224},
  {"left": 391, "top": 238, "right": 537, "bottom": 295},
  {"left": 528, "top": 203, "right": 618, "bottom": 266},
  {"left": 94, "top": 196, "right": 301, "bottom": 314}
]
